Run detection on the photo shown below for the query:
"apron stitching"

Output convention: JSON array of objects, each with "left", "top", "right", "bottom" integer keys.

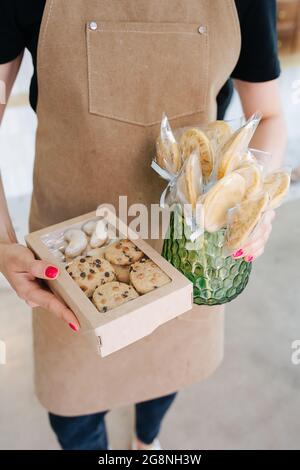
[
  {"left": 38, "top": 0, "right": 55, "bottom": 69},
  {"left": 88, "top": 110, "right": 206, "bottom": 128},
  {"left": 93, "top": 30, "right": 202, "bottom": 35},
  {"left": 90, "top": 21, "right": 205, "bottom": 26},
  {"left": 86, "top": 24, "right": 93, "bottom": 119},
  {"left": 203, "top": 27, "right": 209, "bottom": 111},
  {"left": 228, "top": 0, "right": 242, "bottom": 51},
  {"left": 222, "top": 0, "right": 241, "bottom": 76}
]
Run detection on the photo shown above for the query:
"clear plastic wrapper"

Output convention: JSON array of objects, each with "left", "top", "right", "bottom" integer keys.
[
  {"left": 225, "top": 167, "right": 291, "bottom": 254},
  {"left": 263, "top": 167, "right": 291, "bottom": 209},
  {"left": 225, "top": 191, "right": 270, "bottom": 254},
  {"left": 40, "top": 217, "right": 111, "bottom": 264},
  {"left": 249, "top": 148, "right": 272, "bottom": 174},
  {"left": 152, "top": 113, "right": 291, "bottom": 306},
  {"left": 215, "top": 112, "right": 261, "bottom": 181},
  {"left": 155, "top": 113, "right": 181, "bottom": 174}
]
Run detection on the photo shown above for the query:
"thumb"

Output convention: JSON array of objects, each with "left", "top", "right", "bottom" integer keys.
[
  {"left": 27, "top": 259, "right": 60, "bottom": 280},
  {"left": 8, "top": 245, "right": 60, "bottom": 280}
]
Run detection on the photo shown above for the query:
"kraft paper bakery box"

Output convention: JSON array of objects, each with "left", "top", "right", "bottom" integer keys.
[{"left": 25, "top": 208, "right": 193, "bottom": 357}]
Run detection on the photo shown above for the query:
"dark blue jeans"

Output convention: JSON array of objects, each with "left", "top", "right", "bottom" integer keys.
[{"left": 49, "top": 392, "right": 177, "bottom": 450}]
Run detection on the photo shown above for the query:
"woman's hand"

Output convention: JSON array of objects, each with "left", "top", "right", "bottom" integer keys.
[
  {"left": 0, "top": 242, "right": 80, "bottom": 331},
  {"left": 231, "top": 210, "right": 276, "bottom": 263}
]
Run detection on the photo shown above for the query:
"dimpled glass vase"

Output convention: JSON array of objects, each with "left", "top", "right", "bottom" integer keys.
[{"left": 162, "top": 211, "right": 252, "bottom": 306}]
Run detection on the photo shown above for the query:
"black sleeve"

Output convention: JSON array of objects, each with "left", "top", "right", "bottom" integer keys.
[
  {"left": 232, "top": 0, "right": 281, "bottom": 82},
  {"left": 0, "top": 1, "right": 25, "bottom": 63}
]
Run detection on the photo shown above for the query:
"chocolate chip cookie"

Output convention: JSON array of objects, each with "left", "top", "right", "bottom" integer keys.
[
  {"left": 92, "top": 281, "right": 139, "bottom": 313},
  {"left": 104, "top": 239, "right": 144, "bottom": 266},
  {"left": 66, "top": 255, "right": 115, "bottom": 297},
  {"left": 129, "top": 259, "right": 170, "bottom": 294}
]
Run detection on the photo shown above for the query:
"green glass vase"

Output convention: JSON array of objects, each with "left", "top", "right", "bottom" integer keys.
[{"left": 162, "top": 211, "right": 252, "bottom": 306}]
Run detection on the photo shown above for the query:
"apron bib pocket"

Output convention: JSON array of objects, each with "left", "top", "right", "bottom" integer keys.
[{"left": 86, "top": 21, "right": 209, "bottom": 127}]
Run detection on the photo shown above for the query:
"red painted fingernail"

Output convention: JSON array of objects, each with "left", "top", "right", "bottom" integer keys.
[
  {"left": 232, "top": 249, "right": 244, "bottom": 258},
  {"left": 246, "top": 255, "right": 254, "bottom": 263},
  {"left": 45, "top": 265, "right": 59, "bottom": 279},
  {"left": 69, "top": 323, "right": 78, "bottom": 332}
]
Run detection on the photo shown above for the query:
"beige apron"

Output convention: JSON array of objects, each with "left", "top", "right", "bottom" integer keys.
[{"left": 29, "top": 0, "right": 241, "bottom": 416}]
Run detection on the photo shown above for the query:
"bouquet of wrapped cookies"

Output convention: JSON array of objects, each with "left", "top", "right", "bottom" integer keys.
[{"left": 152, "top": 114, "right": 290, "bottom": 306}]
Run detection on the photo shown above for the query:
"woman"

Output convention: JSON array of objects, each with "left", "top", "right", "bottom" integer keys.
[{"left": 0, "top": 0, "right": 286, "bottom": 450}]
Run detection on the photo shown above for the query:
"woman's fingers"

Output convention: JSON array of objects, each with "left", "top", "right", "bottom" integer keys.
[
  {"left": 242, "top": 224, "right": 272, "bottom": 259},
  {"left": 231, "top": 248, "right": 245, "bottom": 259},
  {"left": 1, "top": 244, "right": 79, "bottom": 331},
  {"left": 8, "top": 245, "right": 60, "bottom": 280},
  {"left": 20, "top": 254, "right": 60, "bottom": 280},
  {"left": 28, "top": 260, "right": 60, "bottom": 280},
  {"left": 26, "top": 300, "right": 39, "bottom": 308},
  {"left": 26, "top": 283, "right": 80, "bottom": 330},
  {"left": 231, "top": 210, "right": 276, "bottom": 262},
  {"left": 265, "top": 209, "right": 276, "bottom": 224},
  {"left": 243, "top": 234, "right": 267, "bottom": 256},
  {"left": 14, "top": 275, "right": 80, "bottom": 331},
  {"left": 244, "top": 247, "right": 265, "bottom": 262}
]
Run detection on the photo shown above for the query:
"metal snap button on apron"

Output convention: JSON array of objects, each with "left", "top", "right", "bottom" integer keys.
[
  {"left": 198, "top": 25, "right": 207, "bottom": 34},
  {"left": 89, "top": 21, "right": 98, "bottom": 31}
]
